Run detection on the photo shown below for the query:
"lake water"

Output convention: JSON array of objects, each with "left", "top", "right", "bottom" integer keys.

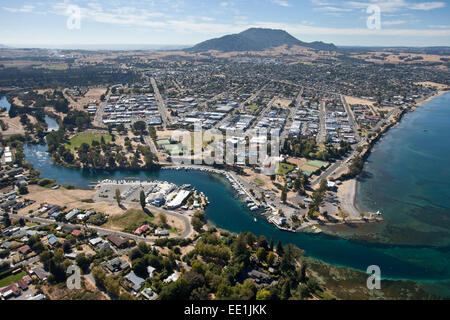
[
  {"left": 356, "top": 93, "right": 450, "bottom": 249},
  {"left": 19, "top": 94, "right": 450, "bottom": 289}
]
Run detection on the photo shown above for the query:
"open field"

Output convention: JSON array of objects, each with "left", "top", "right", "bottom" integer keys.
[
  {"left": 415, "top": 81, "right": 449, "bottom": 90},
  {"left": 19, "top": 185, "right": 140, "bottom": 218},
  {"left": 277, "top": 163, "right": 296, "bottom": 175},
  {"left": 344, "top": 96, "right": 375, "bottom": 106},
  {"left": 66, "top": 131, "right": 112, "bottom": 149},
  {"left": 103, "top": 209, "right": 155, "bottom": 231},
  {"left": 64, "top": 87, "right": 107, "bottom": 111},
  {"left": 352, "top": 52, "right": 448, "bottom": 66},
  {"left": 0, "top": 271, "right": 26, "bottom": 287},
  {"left": 33, "top": 63, "right": 69, "bottom": 71}
]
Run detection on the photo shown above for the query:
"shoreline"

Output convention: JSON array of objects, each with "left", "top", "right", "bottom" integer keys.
[{"left": 343, "top": 89, "right": 449, "bottom": 226}]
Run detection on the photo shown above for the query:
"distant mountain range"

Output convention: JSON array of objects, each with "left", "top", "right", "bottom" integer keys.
[{"left": 187, "top": 28, "right": 337, "bottom": 53}]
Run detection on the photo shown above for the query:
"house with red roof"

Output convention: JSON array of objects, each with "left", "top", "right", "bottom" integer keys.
[
  {"left": 0, "top": 283, "right": 20, "bottom": 299},
  {"left": 134, "top": 225, "right": 150, "bottom": 235},
  {"left": 17, "top": 244, "right": 31, "bottom": 255},
  {"left": 17, "top": 279, "right": 28, "bottom": 290},
  {"left": 71, "top": 229, "right": 83, "bottom": 237}
]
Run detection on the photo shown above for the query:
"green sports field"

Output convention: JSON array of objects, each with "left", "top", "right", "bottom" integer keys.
[{"left": 66, "top": 132, "right": 112, "bottom": 149}]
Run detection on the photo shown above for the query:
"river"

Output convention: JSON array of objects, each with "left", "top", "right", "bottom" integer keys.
[
  {"left": 17, "top": 94, "right": 450, "bottom": 289},
  {"left": 0, "top": 95, "right": 11, "bottom": 111}
]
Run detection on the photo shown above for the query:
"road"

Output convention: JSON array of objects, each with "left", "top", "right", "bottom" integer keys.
[
  {"left": 93, "top": 84, "right": 121, "bottom": 127},
  {"left": 150, "top": 77, "right": 170, "bottom": 128},
  {"left": 340, "top": 95, "right": 360, "bottom": 141},
  {"left": 143, "top": 135, "right": 158, "bottom": 155},
  {"left": 317, "top": 100, "right": 327, "bottom": 144},
  {"left": 247, "top": 96, "right": 277, "bottom": 131},
  {"left": 310, "top": 108, "right": 400, "bottom": 186},
  {"left": 9, "top": 208, "right": 192, "bottom": 243}
]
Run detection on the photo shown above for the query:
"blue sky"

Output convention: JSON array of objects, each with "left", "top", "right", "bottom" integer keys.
[{"left": 0, "top": 0, "right": 449, "bottom": 48}]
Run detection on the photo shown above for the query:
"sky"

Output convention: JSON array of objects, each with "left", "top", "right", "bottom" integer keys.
[{"left": 0, "top": 0, "right": 449, "bottom": 48}]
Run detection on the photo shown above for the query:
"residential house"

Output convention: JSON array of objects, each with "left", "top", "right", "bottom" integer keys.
[{"left": 124, "top": 271, "right": 145, "bottom": 292}]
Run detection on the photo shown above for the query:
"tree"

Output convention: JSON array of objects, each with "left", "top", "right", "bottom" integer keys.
[
  {"left": 62, "top": 241, "right": 71, "bottom": 253},
  {"left": 18, "top": 185, "right": 29, "bottom": 195},
  {"left": 137, "top": 242, "right": 149, "bottom": 254},
  {"left": 191, "top": 217, "right": 204, "bottom": 232},
  {"left": 92, "top": 267, "right": 106, "bottom": 287},
  {"left": 266, "top": 252, "right": 276, "bottom": 266},
  {"left": 104, "top": 276, "right": 120, "bottom": 298},
  {"left": 231, "top": 233, "right": 250, "bottom": 266},
  {"left": 159, "top": 278, "right": 190, "bottom": 300},
  {"left": 76, "top": 253, "right": 91, "bottom": 273},
  {"left": 115, "top": 188, "right": 121, "bottom": 207},
  {"left": 257, "top": 235, "right": 268, "bottom": 250},
  {"left": 281, "top": 183, "right": 288, "bottom": 203},
  {"left": 256, "top": 289, "right": 271, "bottom": 300},
  {"left": 133, "top": 121, "right": 147, "bottom": 135},
  {"left": 39, "top": 250, "right": 53, "bottom": 270},
  {"left": 119, "top": 292, "right": 134, "bottom": 300},
  {"left": 276, "top": 240, "right": 283, "bottom": 255},
  {"left": 256, "top": 247, "right": 267, "bottom": 263},
  {"left": 139, "top": 190, "right": 146, "bottom": 211},
  {"left": 3, "top": 212, "right": 10, "bottom": 227}
]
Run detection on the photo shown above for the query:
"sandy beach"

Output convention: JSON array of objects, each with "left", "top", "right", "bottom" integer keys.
[{"left": 337, "top": 179, "right": 360, "bottom": 219}]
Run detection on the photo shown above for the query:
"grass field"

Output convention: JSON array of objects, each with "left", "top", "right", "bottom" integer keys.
[
  {"left": 103, "top": 209, "right": 154, "bottom": 231},
  {"left": 34, "top": 63, "right": 69, "bottom": 70},
  {"left": 253, "top": 178, "right": 266, "bottom": 187},
  {"left": 277, "top": 163, "right": 296, "bottom": 176},
  {"left": 0, "top": 271, "right": 26, "bottom": 287},
  {"left": 66, "top": 132, "right": 112, "bottom": 150}
]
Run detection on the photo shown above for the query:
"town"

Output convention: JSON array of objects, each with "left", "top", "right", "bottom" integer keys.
[{"left": 0, "top": 34, "right": 448, "bottom": 301}]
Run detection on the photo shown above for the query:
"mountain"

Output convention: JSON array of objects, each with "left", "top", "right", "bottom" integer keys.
[{"left": 187, "top": 28, "right": 337, "bottom": 53}]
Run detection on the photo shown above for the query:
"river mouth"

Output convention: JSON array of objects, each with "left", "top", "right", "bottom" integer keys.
[
  {"left": 22, "top": 141, "right": 450, "bottom": 285},
  {"left": 17, "top": 94, "right": 450, "bottom": 288}
]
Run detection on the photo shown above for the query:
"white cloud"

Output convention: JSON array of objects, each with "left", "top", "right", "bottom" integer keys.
[
  {"left": 314, "top": 0, "right": 446, "bottom": 13},
  {"left": 255, "top": 21, "right": 450, "bottom": 37},
  {"left": 270, "top": 0, "right": 291, "bottom": 7},
  {"left": 382, "top": 20, "right": 407, "bottom": 26},
  {"left": 410, "top": 2, "right": 445, "bottom": 10},
  {"left": 3, "top": 5, "right": 35, "bottom": 13}
]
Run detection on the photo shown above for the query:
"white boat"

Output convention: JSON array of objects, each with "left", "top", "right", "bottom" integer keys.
[{"left": 254, "top": 218, "right": 257, "bottom": 222}]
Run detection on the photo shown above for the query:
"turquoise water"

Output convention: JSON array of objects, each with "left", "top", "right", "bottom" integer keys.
[
  {"left": 23, "top": 143, "right": 450, "bottom": 284},
  {"left": 19, "top": 94, "right": 450, "bottom": 288},
  {"left": 357, "top": 93, "right": 450, "bottom": 249}
]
